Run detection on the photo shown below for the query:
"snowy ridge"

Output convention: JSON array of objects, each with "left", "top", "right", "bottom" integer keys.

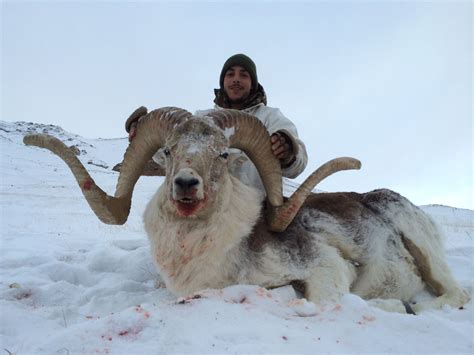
[
  {"left": 420, "top": 204, "right": 473, "bottom": 247},
  {"left": 0, "top": 121, "right": 473, "bottom": 354},
  {"left": 421, "top": 204, "right": 473, "bottom": 230},
  {"left": 0, "top": 120, "right": 115, "bottom": 170},
  {"left": 0, "top": 120, "right": 92, "bottom": 151}
]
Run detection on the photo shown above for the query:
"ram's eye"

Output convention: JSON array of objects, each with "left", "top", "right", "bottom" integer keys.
[
  {"left": 219, "top": 152, "right": 229, "bottom": 160},
  {"left": 163, "top": 148, "right": 171, "bottom": 156}
]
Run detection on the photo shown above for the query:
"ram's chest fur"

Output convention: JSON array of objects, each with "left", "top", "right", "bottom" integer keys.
[
  {"left": 144, "top": 181, "right": 262, "bottom": 296},
  {"left": 150, "top": 220, "right": 251, "bottom": 296},
  {"left": 154, "top": 226, "right": 227, "bottom": 293}
]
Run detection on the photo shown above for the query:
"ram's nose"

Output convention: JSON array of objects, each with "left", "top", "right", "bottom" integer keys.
[
  {"left": 172, "top": 168, "right": 204, "bottom": 200},
  {"left": 174, "top": 176, "right": 199, "bottom": 190}
]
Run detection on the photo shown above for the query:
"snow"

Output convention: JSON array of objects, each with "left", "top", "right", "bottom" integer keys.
[
  {"left": 1, "top": 120, "right": 473, "bottom": 354},
  {"left": 222, "top": 127, "right": 235, "bottom": 140}
]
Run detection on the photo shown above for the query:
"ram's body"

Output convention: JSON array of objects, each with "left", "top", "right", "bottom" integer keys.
[
  {"left": 24, "top": 107, "right": 469, "bottom": 314},
  {"left": 139, "top": 112, "right": 468, "bottom": 313}
]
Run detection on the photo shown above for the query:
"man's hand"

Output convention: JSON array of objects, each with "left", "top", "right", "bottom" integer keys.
[{"left": 271, "top": 132, "right": 295, "bottom": 167}]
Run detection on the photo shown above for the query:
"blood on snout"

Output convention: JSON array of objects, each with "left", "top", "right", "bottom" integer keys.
[{"left": 175, "top": 201, "right": 201, "bottom": 217}]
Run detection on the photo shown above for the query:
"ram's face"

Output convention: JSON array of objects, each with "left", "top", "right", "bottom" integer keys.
[{"left": 163, "top": 119, "right": 231, "bottom": 218}]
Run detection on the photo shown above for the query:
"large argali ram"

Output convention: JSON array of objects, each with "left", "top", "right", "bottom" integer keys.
[{"left": 24, "top": 107, "right": 469, "bottom": 314}]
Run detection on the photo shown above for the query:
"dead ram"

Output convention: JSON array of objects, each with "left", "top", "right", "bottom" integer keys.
[{"left": 24, "top": 107, "right": 469, "bottom": 314}]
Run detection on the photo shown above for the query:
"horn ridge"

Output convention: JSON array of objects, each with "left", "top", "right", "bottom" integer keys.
[
  {"left": 23, "top": 106, "right": 193, "bottom": 225},
  {"left": 205, "top": 109, "right": 284, "bottom": 208},
  {"left": 23, "top": 134, "right": 130, "bottom": 224},
  {"left": 268, "top": 157, "right": 362, "bottom": 232},
  {"left": 115, "top": 107, "right": 192, "bottom": 198}
]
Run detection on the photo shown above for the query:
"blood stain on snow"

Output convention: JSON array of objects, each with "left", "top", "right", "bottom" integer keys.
[
  {"left": 357, "top": 315, "right": 376, "bottom": 325},
  {"left": 135, "top": 305, "right": 151, "bottom": 319},
  {"left": 256, "top": 287, "right": 272, "bottom": 298},
  {"left": 117, "top": 325, "right": 144, "bottom": 339},
  {"left": 14, "top": 291, "right": 32, "bottom": 300}
]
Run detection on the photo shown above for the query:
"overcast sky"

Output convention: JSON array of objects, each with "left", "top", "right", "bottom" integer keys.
[{"left": 2, "top": 1, "right": 472, "bottom": 209}]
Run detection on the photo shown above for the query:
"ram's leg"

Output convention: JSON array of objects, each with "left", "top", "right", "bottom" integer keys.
[
  {"left": 303, "top": 244, "right": 356, "bottom": 304},
  {"left": 304, "top": 244, "right": 417, "bottom": 314},
  {"left": 412, "top": 290, "right": 470, "bottom": 313},
  {"left": 401, "top": 234, "right": 470, "bottom": 312},
  {"left": 367, "top": 298, "right": 414, "bottom": 314}
]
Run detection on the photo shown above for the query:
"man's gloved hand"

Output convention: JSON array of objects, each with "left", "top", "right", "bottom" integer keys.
[
  {"left": 125, "top": 106, "right": 148, "bottom": 142},
  {"left": 271, "top": 131, "right": 296, "bottom": 168}
]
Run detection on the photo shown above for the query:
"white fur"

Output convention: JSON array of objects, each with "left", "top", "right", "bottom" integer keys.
[
  {"left": 144, "top": 175, "right": 262, "bottom": 296},
  {"left": 145, "top": 173, "right": 469, "bottom": 313},
  {"left": 142, "top": 119, "right": 469, "bottom": 314}
]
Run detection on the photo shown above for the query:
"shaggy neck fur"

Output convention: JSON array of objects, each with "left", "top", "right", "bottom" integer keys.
[{"left": 144, "top": 175, "right": 263, "bottom": 296}]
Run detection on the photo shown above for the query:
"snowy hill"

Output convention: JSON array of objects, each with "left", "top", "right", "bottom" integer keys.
[{"left": 1, "top": 121, "right": 473, "bottom": 354}]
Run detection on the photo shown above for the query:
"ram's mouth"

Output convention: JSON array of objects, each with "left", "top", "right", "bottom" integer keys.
[
  {"left": 173, "top": 197, "right": 204, "bottom": 217},
  {"left": 178, "top": 198, "right": 197, "bottom": 204}
]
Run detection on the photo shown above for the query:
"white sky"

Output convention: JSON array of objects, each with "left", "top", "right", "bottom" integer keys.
[{"left": 1, "top": 1, "right": 472, "bottom": 209}]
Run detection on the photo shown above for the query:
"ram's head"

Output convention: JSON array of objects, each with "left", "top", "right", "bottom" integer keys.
[
  {"left": 23, "top": 107, "right": 360, "bottom": 231},
  {"left": 158, "top": 112, "right": 283, "bottom": 219}
]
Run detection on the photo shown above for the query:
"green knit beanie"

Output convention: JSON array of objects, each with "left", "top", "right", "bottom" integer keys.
[{"left": 219, "top": 54, "right": 258, "bottom": 92}]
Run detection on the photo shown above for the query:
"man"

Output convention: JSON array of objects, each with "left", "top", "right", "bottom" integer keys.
[
  {"left": 195, "top": 54, "right": 307, "bottom": 189},
  {"left": 126, "top": 53, "right": 307, "bottom": 190}
]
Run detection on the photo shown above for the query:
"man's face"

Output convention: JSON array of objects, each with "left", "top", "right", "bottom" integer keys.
[{"left": 223, "top": 65, "right": 252, "bottom": 105}]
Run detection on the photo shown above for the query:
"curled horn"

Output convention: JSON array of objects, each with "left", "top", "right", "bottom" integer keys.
[
  {"left": 204, "top": 110, "right": 361, "bottom": 232},
  {"left": 205, "top": 109, "right": 284, "bottom": 208},
  {"left": 23, "top": 107, "right": 192, "bottom": 225},
  {"left": 268, "top": 157, "right": 361, "bottom": 232}
]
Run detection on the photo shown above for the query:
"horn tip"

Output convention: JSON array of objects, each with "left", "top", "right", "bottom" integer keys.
[
  {"left": 354, "top": 159, "right": 362, "bottom": 170},
  {"left": 342, "top": 157, "right": 362, "bottom": 170},
  {"left": 23, "top": 134, "right": 40, "bottom": 146}
]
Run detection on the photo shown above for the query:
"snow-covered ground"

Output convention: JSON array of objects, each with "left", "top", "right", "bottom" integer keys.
[{"left": 1, "top": 120, "right": 472, "bottom": 354}]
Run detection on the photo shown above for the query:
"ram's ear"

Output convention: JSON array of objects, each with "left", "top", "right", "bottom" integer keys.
[
  {"left": 228, "top": 152, "right": 248, "bottom": 176},
  {"left": 151, "top": 148, "right": 167, "bottom": 166}
]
